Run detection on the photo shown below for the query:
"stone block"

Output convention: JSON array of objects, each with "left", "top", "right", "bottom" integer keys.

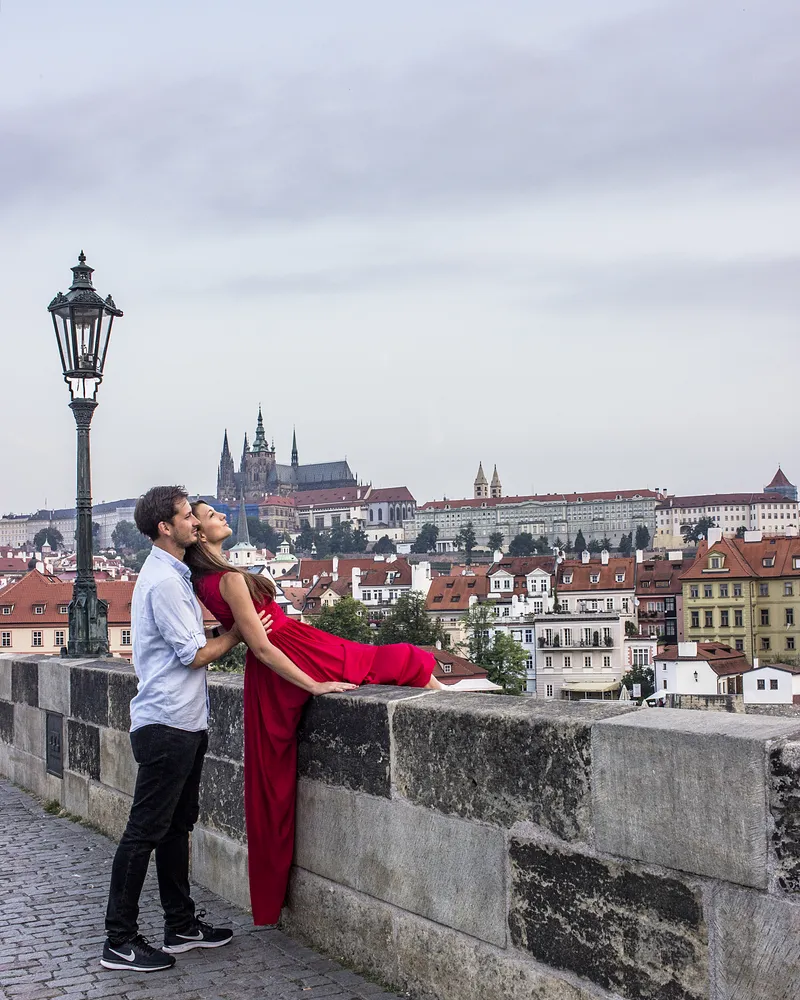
[
  {"left": 70, "top": 666, "right": 109, "bottom": 727},
  {"left": 0, "top": 656, "right": 11, "bottom": 701},
  {"left": 108, "top": 667, "right": 138, "bottom": 731},
  {"left": 67, "top": 719, "right": 100, "bottom": 780},
  {"left": 298, "top": 687, "right": 422, "bottom": 797},
  {"left": 207, "top": 675, "right": 245, "bottom": 761},
  {"left": 0, "top": 699, "right": 13, "bottom": 743},
  {"left": 88, "top": 782, "right": 132, "bottom": 841},
  {"left": 284, "top": 869, "right": 597, "bottom": 1000},
  {"left": 192, "top": 826, "right": 251, "bottom": 913},
  {"left": 295, "top": 778, "right": 506, "bottom": 946},
  {"left": 592, "top": 710, "right": 800, "bottom": 888},
  {"left": 393, "top": 694, "right": 636, "bottom": 840},
  {"left": 100, "top": 726, "right": 137, "bottom": 797},
  {"left": 8, "top": 745, "right": 63, "bottom": 803},
  {"left": 11, "top": 658, "right": 38, "bottom": 706},
  {"left": 38, "top": 659, "right": 71, "bottom": 716},
  {"left": 769, "top": 739, "right": 800, "bottom": 893},
  {"left": 0, "top": 739, "right": 12, "bottom": 779},
  {"left": 14, "top": 702, "right": 44, "bottom": 758},
  {"left": 198, "top": 756, "right": 245, "bottom": 841},
  {"left": 509, "top": 837, "right": 708, "bottom": 1000},
  {"left": 64, "top": 769, "right": 89, "bottom": 819},
  {"left": 714, "top": 885, "right": 800, "bottom": 999}
]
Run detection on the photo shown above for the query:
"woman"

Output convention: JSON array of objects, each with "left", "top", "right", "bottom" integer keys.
[{"left": 185, "top": 501, "right": 442, "bottom": 925}]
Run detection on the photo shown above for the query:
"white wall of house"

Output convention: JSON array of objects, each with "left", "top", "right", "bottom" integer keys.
[{"left": 743, "top": 667, "right": 800, "bottom": 705}]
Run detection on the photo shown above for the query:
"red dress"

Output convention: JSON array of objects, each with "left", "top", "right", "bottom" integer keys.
[{"left": 195, "top": 571, "right": 435, "bottom": 924}]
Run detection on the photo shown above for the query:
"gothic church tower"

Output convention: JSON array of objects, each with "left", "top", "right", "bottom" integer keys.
[
  {"left": 216, "top": 430, "right": 237, "bottom": 502},
  {"left": 474, "top": 462, "right": 488, "bottom": 499}
]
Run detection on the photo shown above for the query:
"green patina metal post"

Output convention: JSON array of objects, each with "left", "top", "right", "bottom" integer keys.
[{"left": 48, "top": 252, "right": 123, "bottom": 657}]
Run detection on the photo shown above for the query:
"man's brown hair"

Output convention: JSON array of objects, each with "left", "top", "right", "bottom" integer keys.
[{"left": 134, "top": 486, "right": 190, "bottom": 541}]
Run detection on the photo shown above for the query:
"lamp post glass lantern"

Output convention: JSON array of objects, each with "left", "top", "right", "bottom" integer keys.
[{"left": 48, "top": 252, "right": 123, "bottom": 657}]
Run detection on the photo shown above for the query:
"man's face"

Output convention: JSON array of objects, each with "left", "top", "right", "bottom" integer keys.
[{"left": 161, "top": 499, "right": 200, "bottom": 548}]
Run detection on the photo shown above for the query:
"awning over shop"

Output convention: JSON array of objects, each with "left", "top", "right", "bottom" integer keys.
[{"left": 562, "top": 680, "right": 621, "bottom": 693}]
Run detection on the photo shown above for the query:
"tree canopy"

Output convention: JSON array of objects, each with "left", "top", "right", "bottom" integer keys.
[
  {"left": 487, "top": 531, "right": 504, "bottom": 553},
  {"left": 111, "top": 520, "right": 151, "bottom": 553},
  {"left": 412, "top": 523, "right": 439, "bottom": 554},
  {"left": 508, "top": 532, "right": 536, "bottom": 557},
  {"left": 621, "top": 664, "right": 655, "bottom": 699},
  {"left": 681, "top": 517, "right": 716, "bottom": 544},
  {"left": 375, "top": 591, "right": 449, "bottom": 647},
  {"left": 618, "top": 532, "right": 633, "bottom": 556},
  {"left": 454, "top": 522, "right": 477, "bottom": 564},
  {"left": 373, "top": 535, "right": 397, "bottom": 554},
  {"left": 314, "top": 596, "right": 374, "bottom": 643},
  {"left": 459, "top": 603, "right": 527, "bottom": 694},
  {"left": 573, "top": 529, "right": 587, "bottom": 553},
  {"left": 635, "top": 525, "right": 651, "bottom": 550},
  {"left": 33, "top": 527, "right": 64, "bottom": 550}
]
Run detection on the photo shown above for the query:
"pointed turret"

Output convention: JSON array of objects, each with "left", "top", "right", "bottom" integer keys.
[
  {"left": 291, "top": 427, "right": 299, "bottom": 468},
  {"left": 216, "top": 429, "right": 236, "bottom": 500},
  {"left": 474, "top": 462, "right": 488, "bottom": 499},
  {"left": 490, "top": 465, "right": 502, "bottom": 498},
  {"left": 236, "top": 490, "right": 250, "bottom": 546},
  {"left": 251, "top": 405, "right": 269, "bottom": 454},
  {"left": 765, "top": 466, "right": 797, "bottom": 501}
]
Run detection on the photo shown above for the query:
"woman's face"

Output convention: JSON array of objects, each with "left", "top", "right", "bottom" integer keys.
[{"left": 195, "top": 503, "right": 232, "bottom": 544}]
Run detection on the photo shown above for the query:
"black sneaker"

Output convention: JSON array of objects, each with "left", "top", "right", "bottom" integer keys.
[
  {"left": 101, "top": 934, "right": 176, "bottom": 972},
  {"left": 162, "top": 910, "right": 233, "bottom": 953}
]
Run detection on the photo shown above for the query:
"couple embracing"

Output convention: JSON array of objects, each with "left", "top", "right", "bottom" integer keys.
[{"left": 101, "top": 485, "right": 442, "bottom": 973}]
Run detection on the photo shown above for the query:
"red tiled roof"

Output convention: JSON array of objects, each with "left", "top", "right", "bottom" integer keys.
[
  {"left": 420, "top": 489, "right": 660, "bottom": 511},
  {"left": 257, "top": 496, "right": 296, "bottom": 508},
  {"left": 488, "top": 557, "right": 554, "bottom": 577},
  {"left": 655, "top": 642, "right": 750, "bottom": 676},
  {"left": 367, "top": 487, "right": 416, "bottom": 503},
  {"left": 420, "top": 646, "right": 488, "bottom": 681},
  {"left": 557, "top": 557, "right": 635, "bottom": 591},
  {"left": 426, "top": 575, "right": 489, "bottom": 612},
  {"left": 636, "top": 557, "right": 695, "bottom": 596},
  {"left": 0, "top": 557, "right": 29, "bottom": 573},
  {"left": 357, "top": 564, "right": 412, "bottom": 588},
  {"left": 283, "top": 557, "right": 399, "bottom": 586},
  {"left": 680, "top": 536, "right": 800, "bottom": 580},
  {"left": 767, "top": 467, "right": 794, "bottom": 489},
  {"left": 292, "top": 487, "right": 365, "bottom": 507}
]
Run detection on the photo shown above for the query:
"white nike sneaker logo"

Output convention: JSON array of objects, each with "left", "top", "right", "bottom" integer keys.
[
  {"left": 110, "top": 947, "right": 136, "bottom": 961},
  {"left": 177, "top": 930, "right": 203, "bottom": 940}
]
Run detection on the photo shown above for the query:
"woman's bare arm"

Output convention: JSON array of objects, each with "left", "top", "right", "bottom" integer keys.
[{"left": 219, "top": 573, "right": 356, "bottom": 695}]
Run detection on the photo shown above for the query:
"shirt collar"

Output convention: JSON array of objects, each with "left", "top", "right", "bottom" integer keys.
[{"left": 151, "top": 544, "right": 192, "bottom": 580}]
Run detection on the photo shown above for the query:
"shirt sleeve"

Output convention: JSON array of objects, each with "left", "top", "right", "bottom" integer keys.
[{"left": 151, "top": 577, "right": 208, "bottom": 667}]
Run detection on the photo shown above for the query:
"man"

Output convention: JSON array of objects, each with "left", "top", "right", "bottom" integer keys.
[{"left": 101, "top": 486, "right": 269, "bottom": 972}]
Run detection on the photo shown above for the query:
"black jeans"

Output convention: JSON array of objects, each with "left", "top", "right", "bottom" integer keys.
[{"left": 105, "top": 724, "right": 208, "bottom": 944}]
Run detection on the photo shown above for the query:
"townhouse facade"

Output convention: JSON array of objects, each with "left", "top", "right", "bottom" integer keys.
[
  {"left": 636, "top": 552, "right": 692, "bottom": 642},
  {"left": 654, "top": 641, "right": 751, "bottom": 697},
  {"left": 656, "top": 492, "right": 799, "bottom": 548},
  {"left": 364, "top": 488, "right": 416, "bottom": 543},
  {"left": 680, "top": 530, "right": 800, "bottom": 664},
  {"left": 410, "top": 489, "right": 661, "bottom": 552}
]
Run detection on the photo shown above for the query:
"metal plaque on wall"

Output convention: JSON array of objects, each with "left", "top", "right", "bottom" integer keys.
[{"left": 46, "top": 712, "right": 64, "bottom": 778}]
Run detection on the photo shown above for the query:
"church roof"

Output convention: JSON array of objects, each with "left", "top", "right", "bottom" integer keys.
[
  {"left": 767, "top": 467, "right": 794, "bottom": 489},
  {"left": 266, "top": 460, "right": 355, "bottom": 490}
]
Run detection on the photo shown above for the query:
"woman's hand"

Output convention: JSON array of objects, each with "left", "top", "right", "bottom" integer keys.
[
  {"left": 311, "top": 681, "right": 358, "bottom": 696},
  {"left": 229, "top": 611, "right": 272, "bottom": 646}
]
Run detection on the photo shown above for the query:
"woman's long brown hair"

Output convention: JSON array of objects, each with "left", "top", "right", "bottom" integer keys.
[{"left": 185, "top": 502, "right": 276, "bottom": 602}]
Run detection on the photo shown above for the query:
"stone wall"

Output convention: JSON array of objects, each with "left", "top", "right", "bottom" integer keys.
[{"left": 2, "top": 653, "right": 799, "bottom": 1000}]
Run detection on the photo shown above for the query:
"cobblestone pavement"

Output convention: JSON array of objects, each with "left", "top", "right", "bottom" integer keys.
[{"left": 0, "top": 780, "right": 403, "bottom": 1000}]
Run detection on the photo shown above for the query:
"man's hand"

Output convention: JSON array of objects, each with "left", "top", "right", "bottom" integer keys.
[{"left": 311, "top": 681, "right": 358, "bottom": 696}]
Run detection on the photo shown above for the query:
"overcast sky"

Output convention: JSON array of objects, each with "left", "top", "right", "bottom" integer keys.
[{"left": 1, "top": 0, "right": 798, "bottom": 513}]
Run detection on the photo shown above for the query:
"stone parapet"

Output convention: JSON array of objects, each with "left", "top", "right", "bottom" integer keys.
[{"left": 2, "top": 652, "right": 799, "bottom": 1000}]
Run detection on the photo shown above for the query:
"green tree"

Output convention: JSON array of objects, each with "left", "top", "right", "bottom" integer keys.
[
  {"left": 412, "top": 523, "right": 439, "bottom": 554},
  {"left": 635, "top": 525, "right": 651, "bottom": 550},
  {"left": 536, "top": 535, "right": 551, "bottom": 554},
  {"left": 599, "top": 536, "right": 613, "bottom": 551},
  {"left": 123, "top": 548, "right": 152, "bottom": 573},
  {"left": 247, "top": 517, "right": 280, "bottom": 552},
  {"left": 375, "top": 591, "right": 449, "bottom": 647},
  {"left": 295, "top": 523, "right": 317, "bottom": 553},
  {"left": 620, "top": 664, "right": 655, "bottom": 699},
  {"left": 314, "top": 596, "right": 373, "bottom": 643},
  {"left": 459, "top": 602, "right": 497, "bottom": 666},
  {"left": 111, "top": 520, "right": 150, "bottom": 553},
  {"left": 681, "top": 517, "right": 715, "bottom": 544},
  {"left": 454, "top": 522, "right": 477, "bottom": 564},
  {"left": 351, "top": 527, "right": 368, "bottom": 552},
  {"left": 373, "top": 535, "right": 396, "bottom": 554},
  {"left": 33, "top": 527, "right": 64, "bottom": 550},
  {"left": 587, "top": 540, "right": 602, "bottom": 553},
  {"left": 329, "top": 520, "right": 354, "bottom": 554},
  {"left": 618, "top": 532, "right": 633, "bottom": 556},
  {"left": 735, "top": 525, "right": 747, "bottom": 539},
  {"left": 487, "top": 531, "right": 504, "bottom": 553},
  {"left": 508, "top": 532, "right": 536, "bottom": 557},
  {"left": 92, "top": 521, "right": 101, "bottom": 554},
  {"left": 574, "top": 529, "right": 587, "bottom": 553},
  {"left": 486, "top": 630, "right": 528, "bottom": 695},
  {"left": 209, "top": 643, "right": 246, "bottom": 673}
]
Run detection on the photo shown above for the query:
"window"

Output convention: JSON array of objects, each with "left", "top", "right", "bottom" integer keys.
[
  {"left": 54, "top": 630, "right": 65, "bottom": 647},
  {"left": 615, "top": 573, "right": 624, "bottom": 583},
  {"left": 59, "top": 605, "right": 68, "bottom": 614},
  {"left": 559, "top": 599, "right": 568, "bottom": 612},
  {"left": 761, "top": 638, "right": 771, "bottom": 651},
  {"left": 533, "top": 600, "right": 543, "bottom": 614},
  {"left": 761, "top": 610, "right": 770, "bottom": 627},
  {"left": 757, "top": 679, "right": 766, "bottom": 690},
  {"left": 34, "top": 606, "right": 44, "bottom": 615},
  {"left": 525, "top": 629, "right": 533, "bottom": 643},
  {"left": 590, "top": 573, "right": 600, "bottom": 584},
  {"left": 719, "top": 584, "right": 728, "bottom": 598},
  {"left": 735, "top": 639, "right": 744, "bottom": 651},
  {"left": 504, "top": 579, "right": 511, "bottom": 590},
  {"left": 564, "top": 655, "right": 572, "bottom": 669},
  {"left": 544, "top": 655, "right": 553, "bottom": 668},
  {"left": 441, "top": 664, "right": 451, "bottom": 674},
  {"left": 786, "top": 608, "right": 794, "bottom": 626},
  {"left": 121, "top": 629, "right": 132, "bottom": 646},
  {"left": 760, "top": 584, "right": 769, "bottom": 597},
  {"left": 763, "top": 557, "right": 775, "bottom": 568},
  {"left": 719, "top": 610, "right": 729, "bottom": 627},
  {"left": 691, "top": 611, "right": 700, "bottom": 628},
  {"left": 633, "top": 648, "right": 650, "bottom": 666},
  {"left": 787, "top": 637, "right": 796, "bottom": 651},
  {"left": 735, "top": 609, "right": 743, "bottom": 627},
  {"left": 770, "top": 678, "right": 779, "bottom": 690},
  {"left": 32, "top": 631, "right": 43, "bottom": 648},
  {"left": 734, "top": 584, "right": 742, "bottom": 597},
  {"left": 1, "top": 632, "right": 10, "bottom": 647},
  {"left": 705, "top": 611, "right": 713, "bottom": 628},
  {"left": 363, "top": 590, "right": 372, "bottom": 601},
  {"left": 584, "top": 655, "right": 592, "bottom": 669},
  {"left": 710, "top": 557, "right": 720, "bottom": 569},
  {"left": 1, "top": 607, "right": 10, "bottom": 615},
  {"left": 314, "top": 517, "right": 324, "bottom": 530},
  {"left": 545, "top": 684, "right": 554, "bottom": 698},
  {"left": 603, "top": 655, "right": 611, "bottom": 668},
  {"left": 704, "top": 585, "right": 713, "bottom": 599},
  {"left": 606, "top": 598, "right": 614, "bottom": 611},
  {"left": 690, "top": 586, "right": 699, "bottom": 598},
  {"left": 786, "top": 583, "right": 794, "bottom": 597},
  {"left": 794, "top": 557, "right": 800, "bottom": 570}
]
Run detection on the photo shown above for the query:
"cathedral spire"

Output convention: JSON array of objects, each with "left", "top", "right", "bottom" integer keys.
[
  {"left": 251, "top": 404, "right": 269, "bottom": 454},
  {"left": 221, "top": 429, "right": 231, "bottom": 459},
  {"left": 291, "top": 427, "right": 298, "bottom": 468},
  {"left": 217, "top": 429, "right": 236, "bottom": 501},
  {"left": 236, "top": 489, "right": 250, "bottom": 546}
]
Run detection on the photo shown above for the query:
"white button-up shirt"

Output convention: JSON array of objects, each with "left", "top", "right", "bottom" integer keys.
[{"left": 129, "top": 545, "right": 208, "bottom": 732}]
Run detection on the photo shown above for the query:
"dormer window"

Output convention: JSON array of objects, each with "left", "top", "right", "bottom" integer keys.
[
  {"left": 590, "top": 573, "right": 600, "bottom": 584},
  {"left": 615, "top": 573, "right": 625, "bottom": 583},
  {"left": 563, "top": 573, "right": 573, "bottom": 584},
  {"left": 442, "top": 664, "right": 452, "bottom": 674},
  {"left": 34, "top": 605, "right": 45, "bottom": 615},
  {"left": 1, "top": 606, "right": 11, "bottom": 615},
  {"left": 710, "top": 556, "right": 721, "bottom": 569},
  {"left": 59, "top": 605, "right": 69, "bottom": 614},
  {"left": 763, "top": 557, "right": 775, "bottom": 568}
]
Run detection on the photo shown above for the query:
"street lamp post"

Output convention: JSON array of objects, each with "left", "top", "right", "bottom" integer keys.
[{"left": 48, "top": 252, "right": 123, "bottom": 657}]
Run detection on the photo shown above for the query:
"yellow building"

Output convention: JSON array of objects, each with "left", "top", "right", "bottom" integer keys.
[{"left": 681, "top": 532, "right": 800, "bottom": 664}]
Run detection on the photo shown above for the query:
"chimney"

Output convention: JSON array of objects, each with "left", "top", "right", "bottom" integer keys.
[
  {"left": 785, "top": 526, "right": 799, "bottom": 538},
  {"left": 753, "top": 657, "right": 760, "bottom": 669},
  {"left": 600, "top": 549, "right": 609, "bottom": 565},
  {"left": 332, "top": 555, "right": 339, "bottom": 582},
  {"left": 706, "top": 527, "right": 723, "bottom": 545},
  {"left": 636, "top": 549, "right": 644, "bottom": 564},
  {"left": 744, "top": 530, "right": 763, "bottom": 543},
  {"left": 435, "top": 640, "right": 442, "bottom": 650},
  {"left": 352, "top": 566, "right": 362, "bottom": 592},
  {"left": 581, "top": 550, "right": 590, "bottom": 564},
  {"left": 678, "top": 641, "right": 698, "bottom": 658},
  {"left": 667, "top": 550, "right": 683, "bottom": 562},
  {"left": 493, "top": 549, "right": 503, "bottom": 562}
]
